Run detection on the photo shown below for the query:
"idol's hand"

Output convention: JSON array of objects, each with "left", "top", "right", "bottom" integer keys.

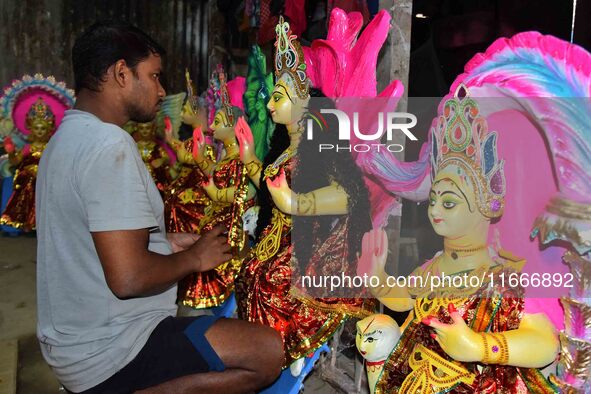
[
  {"left": 164, "top": 116, "right": 183, "bottom": 151},
  {"left": 266, "top": 168, "right": 294, "bottom": 214},
  {"left": 235, "top": 116, "right": 256, "bottom": 163},
  {"left": 357, "top": 228, "right": 388, "bottom": 278},
  {"left": 192, "top": 127, "right": 206, "bottom": 162},
  {"left": 357, "top": 228, "right": 413, "bottom": 311},
  {"left": 3, "top": 136, "right": 15, "bottom": 154},
  {"left": 422, "top": 303, "right": 483, "bottom": 362},
  {"left": 201, "top": 176, "right": 216, "bottom": 193},
  {"left": 151, "top": 158, "right": 164, "bottom": 168},
  {"left": 164, "top": 116, "right": 173, "bottom": 142},
  {"left": 202, "top": 177, "right": 235, "bottom": 203}
]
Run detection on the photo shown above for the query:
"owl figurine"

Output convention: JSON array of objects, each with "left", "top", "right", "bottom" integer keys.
[
  {"left": 242, "top": 205, "right": 260, "bottom": 241},
  {"left": 356, "top": 314, "right": 401, "bottom": 394}
]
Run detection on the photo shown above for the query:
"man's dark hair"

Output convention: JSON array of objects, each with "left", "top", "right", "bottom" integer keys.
[{"left": 72, "top": 21, "right": 165, "bottom": 93}]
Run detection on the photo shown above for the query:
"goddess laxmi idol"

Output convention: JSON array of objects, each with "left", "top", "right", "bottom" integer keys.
[
  {"left": 1, "top": 74, "right": 75, "bottom": 230},
  {"left": 163, "top": 74, "right": 212, "bottom": 234},
  {"left": 1, "top": 98, "right": 55, "bottom": 230},
  {"left": 129, "top": 120, "right": 174, "bottom": 194},
  {"left": 359, "top": 86, "right": 560, "bottom": 393},
  {"left": 178, "top": 68, "right": 254, "bottom": 309},
  {"left": 235, "top": 17, "right": 375, "bottom": 374},
  {"left": 126, "top": 92, "right": 186, "bottom": 195}
]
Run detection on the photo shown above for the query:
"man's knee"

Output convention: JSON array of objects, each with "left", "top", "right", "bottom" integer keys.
[
  {"left": 254, "top": 325, "right": 283, "bottom": 385},
  {"left": 204, "top": 318, "right": 283, "bottom": 382}
]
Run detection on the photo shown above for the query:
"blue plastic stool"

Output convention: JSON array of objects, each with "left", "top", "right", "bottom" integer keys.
[
  {"left": 260, "top": 343, "right": 330, "bottom": 394},
  {"left": 0, "top": 176, "right": 21, "bottom": 235},
  {"left": 1, "top": 176, "right": 12, "bottom": 214},
  {"left": 210, "top": 293, "right": 237, "bottom": 318}
]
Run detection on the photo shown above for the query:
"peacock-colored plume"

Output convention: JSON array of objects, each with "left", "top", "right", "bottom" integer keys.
[
  {"left": 155, "top": 92, "right": 187, "bottom": 140},
  {"left": 243, "top": 45, "right": 275, "bottom": 161}
]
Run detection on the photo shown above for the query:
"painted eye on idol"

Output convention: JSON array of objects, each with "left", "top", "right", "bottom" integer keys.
[{"left": 442, "top": 200, "right": 457, "bottom": 209}]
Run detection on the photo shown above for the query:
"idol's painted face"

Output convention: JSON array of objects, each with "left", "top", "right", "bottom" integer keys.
[
  {"left": 209, "top": 109, "right": 233, "bottom": 141},
  {"left": 267, "top": 77, "right": 307, "bottom": 126},
  {"left": 135, "top": 121, "right": 156, "bottom": 140},
  {"left": 267, "top": 79, "right": 294, "bottom": 125},
  {"left": 181, "top": 101, "right": 195, "bottom": 124},
  {"left": 181, "top": 101, "right": 207, "bottom": 128},
  {"left": 356, "top": 315, "right": 400, "bottom": 363},
  {"left": 428, "top": 168, "right": 485, "bottom": 239},
  {"left": 29, "top": 119, "right": 53, "bottom": 142}
]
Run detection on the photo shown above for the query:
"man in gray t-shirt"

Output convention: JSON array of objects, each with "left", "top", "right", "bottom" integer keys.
[
  {"left": 37, "top": 108, "right": 179, "bottom": 390},
  {"left": 36, "top": 22, "right": 282, "bottom": 393}
]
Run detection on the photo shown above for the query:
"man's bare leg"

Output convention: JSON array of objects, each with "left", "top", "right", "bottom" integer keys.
[{"left": 135, "top": 318, "right": 284, "bottom": 394}]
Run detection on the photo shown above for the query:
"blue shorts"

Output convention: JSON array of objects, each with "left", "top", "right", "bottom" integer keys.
[{"left": 75, "top": 316, "right": 225, "bottom": 394}]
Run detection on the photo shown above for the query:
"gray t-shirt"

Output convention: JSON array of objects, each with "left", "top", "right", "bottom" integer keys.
[{"left": 36, "top": 110, "right": 177, "bottom": 392}]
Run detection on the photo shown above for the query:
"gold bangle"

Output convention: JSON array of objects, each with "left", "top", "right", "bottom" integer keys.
[
  {"left": 245, "top": 160, "right": 262, "bottom": 177},
  {"left": 481, "top": 332, "right": 509, "bottom": 365},
  {"left": 481, "top": 333, "right": 491, "bottom": 364},
  {"left": 491, "top": 333, "right": 509, "bottom": 365},
  {"left": 296, "top": 192, "right": 316, "bottom": 215},
  {"left": 216, "top": 188, "right": 229, "bottom": 202},
  {"left": 196, "top": 159, "right": 210, "bottom": 171}
]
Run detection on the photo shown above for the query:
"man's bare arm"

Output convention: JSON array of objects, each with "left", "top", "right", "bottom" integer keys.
[{"left": 92, "top": 225, "right": 231, "bottom": 299}]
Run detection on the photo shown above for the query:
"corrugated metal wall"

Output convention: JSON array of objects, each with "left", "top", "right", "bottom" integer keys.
[{"left": 0, "top": 0, "right": 210, "bottom": 94}]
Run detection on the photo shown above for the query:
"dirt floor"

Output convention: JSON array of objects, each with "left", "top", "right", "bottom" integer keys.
[
  {"left": 0, "top": 235, "right": 61, "bottom": 394},
  {"left": 0, "top": 235, "right": 359, "bottom": 394}
]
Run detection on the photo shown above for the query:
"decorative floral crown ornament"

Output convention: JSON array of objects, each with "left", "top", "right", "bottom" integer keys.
[
  {"left": 431, "top": 84, "right": 506, "bottom": 218},
  {"left": 185, "top": 69, "right": 200, "bottom": 113},
  {"left": 206, "top": 65, "right": 222, "bottom": 126},
  {"left": 155, "top": 92, "right": 186, "bottom": 142},
  {"left": 302, "top": 8, "right": 431, "bottom": 228},
  {"left": 25, "top": 97, "right": 55, "bottom": 129},
  {"left": 0, "top": 73, "right": 74, "bottom": 138},
  {"left": 274, "top": 16, "right": 309, "bottom": 100},
  {"left": 217, "top": 66, "right": 235, "bottom": 126}
]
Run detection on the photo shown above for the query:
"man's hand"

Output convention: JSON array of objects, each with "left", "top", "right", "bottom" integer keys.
[
  {"left": 167, "top": 232, "right": 200, "bottom": 253},
  {"left": 185, "top": 225, "right": 232, "bottom": 272},
  {"left": 92, "top": 227, "right": 230, "bottom": 299}
]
